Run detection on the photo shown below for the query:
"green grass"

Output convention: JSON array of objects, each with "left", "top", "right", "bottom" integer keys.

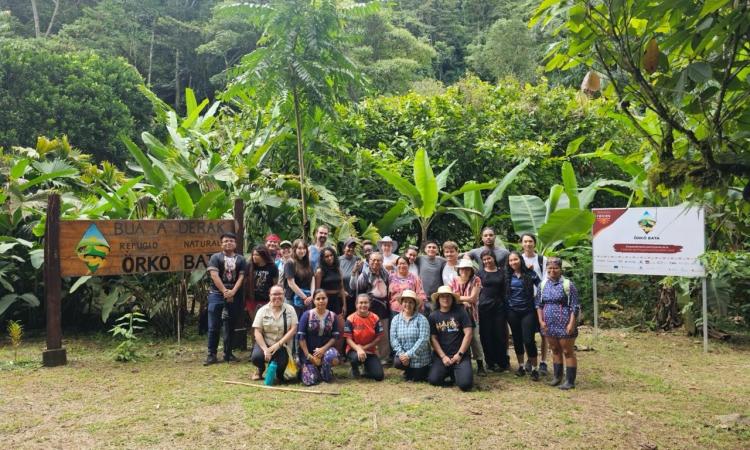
[{"left": 1, "top": 329, "right": 748, "bottom": 449}]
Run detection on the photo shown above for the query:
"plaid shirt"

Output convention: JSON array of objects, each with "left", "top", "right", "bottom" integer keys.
[{"left": 389, "top": 312, "right": 431, "bottom": 368}]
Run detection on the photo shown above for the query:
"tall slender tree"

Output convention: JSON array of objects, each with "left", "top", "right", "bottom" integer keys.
[{"left": 220, "top": 0, "right": 374, "bottom": 237}]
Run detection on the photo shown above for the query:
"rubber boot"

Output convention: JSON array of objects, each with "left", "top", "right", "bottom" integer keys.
[
  {"left": 558, "top": 366, "right": 577, "bottom": 390},
  {"left": 548, "top": 363, "right": 563, "bottom": 386}
]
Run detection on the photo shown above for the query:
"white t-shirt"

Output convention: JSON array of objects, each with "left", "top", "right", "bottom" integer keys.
[
  {"left": 442, "top": 263, "right": 458, "bottom": 286},
  {"left": 522, "top": 253, "right": 546, "bottom": 294}
]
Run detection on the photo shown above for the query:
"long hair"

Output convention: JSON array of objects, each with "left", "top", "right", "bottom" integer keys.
[
  {"left": 319, "top": 246, "right": 341, "bottom": 278},
  {"left": 252, "top": 245, "right": 274, "bottom": 266},
  {"left": 291, "top": 238, "right": 312, "bottom": 281},
  {"left": 504, "top": 250, "right": 536, "bottom": 302}
]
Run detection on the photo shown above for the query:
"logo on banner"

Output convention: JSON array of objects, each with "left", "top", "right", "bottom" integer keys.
[
  {"left": 76, "top": 224, "right": 111, "bottom": 273},
  {"left": 637, "top": 211, "right": 656, "bottom": 234}
]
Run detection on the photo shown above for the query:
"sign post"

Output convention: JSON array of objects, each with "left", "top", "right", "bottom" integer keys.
[
  {"left": 43, "top": 199, "right": 242, "bottom": 366},
  {"left": 43, "top": 194, "right": 66, "bottom": 367},
  {"left": 592, "top": 206, "right": 707, "bottom": 351}
]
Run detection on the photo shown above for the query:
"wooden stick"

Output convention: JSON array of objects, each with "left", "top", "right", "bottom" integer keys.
[{"left": 220, "top": 380, "right": 340, "bottom": 395}]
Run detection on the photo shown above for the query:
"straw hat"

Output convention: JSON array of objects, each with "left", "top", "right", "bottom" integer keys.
[
  {"left": 430, "top": 285, "right": 460, "bottom": 303},
  {"left": 398, "top": 289, "right": 421, "bottom": 308},
  {"left": 279, "top": 240, "right": 292, "bottom": 248}
]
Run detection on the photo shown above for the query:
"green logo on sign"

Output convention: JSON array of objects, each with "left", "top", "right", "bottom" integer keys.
[{"left": 76, "top": 224, "right": 110, "bottom": 273}]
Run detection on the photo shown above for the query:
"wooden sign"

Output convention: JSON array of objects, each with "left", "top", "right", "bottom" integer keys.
[{"left": 59, "top": 219, "right": 236, "bottom": 277}]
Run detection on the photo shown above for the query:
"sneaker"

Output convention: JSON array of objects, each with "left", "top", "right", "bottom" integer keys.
[
  {"left": 515, "top": 366, "right": 526, "bottom": 377},
  {"left": 476, "top": 360, "right": 488, "bottom": 377},
  {"left": 539, "top": 362, "right": 548, "bottom": 376},
  {"left": 524, "top": 361, "right": 532, "bottom": 372},
  {"left": 530, "top": 368, "right": 540, "bottom": 381},
  {"left": 558, "top": 381, "right": 575, "bottom": 390},
  {"left": 203, "top": 354, "right": 218, "bottom": 366},
  {"left": 223, "top": 354, "right": 238, "bottom": 362}
]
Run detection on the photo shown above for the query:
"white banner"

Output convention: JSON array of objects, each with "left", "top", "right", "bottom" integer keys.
[{"left": 592, "top": 206, "right": 705, "bottom": 277}]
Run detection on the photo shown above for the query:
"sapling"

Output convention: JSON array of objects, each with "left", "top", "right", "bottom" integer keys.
[{"left": 7, "top": 320, "right": 23, "bottom": 363}]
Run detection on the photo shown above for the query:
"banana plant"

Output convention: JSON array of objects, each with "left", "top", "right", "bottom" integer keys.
[
  {"left": 375, "top": 148, "right": 494, "bottom": 243},
  {"left": 509, "top": 161, "right": 632, "bottom": 253},
  {"left": 449, "top": 158, "right": 530, "bottom": 245}
]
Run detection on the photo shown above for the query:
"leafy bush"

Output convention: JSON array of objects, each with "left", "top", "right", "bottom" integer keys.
[
  {"left": 0, "top": 38, "right": 152, "bottom": 164},
  {"left": 109, "top": 311, "right": 148, "bottom": 362}
]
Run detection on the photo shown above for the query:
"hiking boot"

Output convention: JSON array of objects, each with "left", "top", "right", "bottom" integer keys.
[
  {"left": 476, "top": 360, "right": 488, "bottom": 377},
  {"left": 548, "top": 363, "right": 563, "bottom": 386},
  {"left": 539, "top": 361, "right": 549, "bottom": 376},
  {"left": 530, "top": 368, "right": 540, "bottom": 381},
  {"left": 203, "top": 354, "right": 218, "bottom": 366},
  {"left": 223, "top": 353, "right": 238, "bottom": 362},
  {"left": 524, "top": 360, "right": 532, "bottom": 372},
  {"left": 515, "top": 366, "right": 526, "bottom": 377}
]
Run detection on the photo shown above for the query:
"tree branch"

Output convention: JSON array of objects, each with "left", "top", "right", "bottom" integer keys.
[{"left": 44, "top": 0, "right": 60, "bottom": 37}]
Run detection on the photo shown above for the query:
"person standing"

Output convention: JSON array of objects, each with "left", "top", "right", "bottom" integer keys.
[
  {"left": 477, "top": 250, "right": 509, "bottom": 371},
  {"left": 351, "top": 252, "right": 391, "bottom": 363},
  {"left": 537, "top": 257, "right": 580, "bottom": 390},
  {"left": 389, "top": 256, "right": 427, "bottom": 315},
  {"left": 520, "top": 233, "right": 549, "bottom": 376},
  {"left": 308, "top": 225, "right": 329, "bottom": 271},
  {"left": 276, "top": 240, "right": 292, "bottom": 275},
  {"left": 441, "top": 240, "right": 460, "bottom": 285},
  {"left": 416, "top": 240, "right": 446, "bottom": 315},
  {"left": 250, "top": 286, "right": 298, "bottom": 381},
  {"left": 284, "top": 239, "right": 315, "bottom": 317},
  {"left": 450, "top": 259, "right": 487, "bottom": 376},
  {"left": 428, "top": 286, "right": 474, "bottom": 392},
  {"left": 377, "top": 236, "right": 399, "bottom": 272},
  {"left": 405, "top": 245, "right": 420, "bottom": 276},
  {"left": 204, "top": 232, "right": 246, "bottom": 366},
  {"left": 505, "top": 251, "right": 541, "bottom": 380},
  {"left": 339, "top": 238, "right": 362, "bottom": 317},
  {"left": 344, "top": 294, "right": 385, "bottom": 381},
  {"left": 297, "top": 290, "right": 341, "bottom": 386},
  {"left": 265, "top": 233, "right": 281, "bottom": 259},
  {"left": 245, "top": 245, "right": 279, "bottom": 321},
  {"left": 465, "top": 227, "right": 509, "bottom": 269},
  {"left": 390, "top": 290, "right": 431, "bottom": 382}
]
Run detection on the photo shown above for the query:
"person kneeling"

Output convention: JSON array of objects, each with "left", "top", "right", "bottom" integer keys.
[
  {"left": 428, "top": 286, "right": 474, "bottom": 392},
  {"left": 390, "top": 290, "right": 431, "bottom": 382},
  {"left": 298, "top": 290, "right": 341, "bottom": 386},
  {"left": 343, "top": 294, "right": 385, "bottom": 381},
  {"left": 250, "top": 286, "right": 298, "bottom": 382}
]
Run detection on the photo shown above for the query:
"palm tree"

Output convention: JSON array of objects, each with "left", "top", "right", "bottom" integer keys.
[{"left": 219, "top": 0, "right": 375, "bottom": 237}]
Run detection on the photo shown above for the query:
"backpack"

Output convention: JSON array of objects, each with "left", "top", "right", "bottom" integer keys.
[{"left": 540, "top": 277, "right": 572, "bottom": 306}]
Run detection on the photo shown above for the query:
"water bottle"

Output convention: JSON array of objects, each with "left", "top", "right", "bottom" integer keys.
[{"left": 264, "top": 361, "right": 278, "bottom": 386}]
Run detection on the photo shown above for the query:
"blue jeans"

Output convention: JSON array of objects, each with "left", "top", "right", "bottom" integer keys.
[{"left": 207, "top": 292, "right": 238, "bottom": 357}]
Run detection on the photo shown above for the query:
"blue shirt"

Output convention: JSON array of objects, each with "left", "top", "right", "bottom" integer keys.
[
  {"left": 390, "top": 312, "right": 431, "bottom": 368},
  {"left": 309, "top": 245, "right": 321, "bottom": 272},
  {"left": 507, "top": 272, "right": 539, "bottom": 311}
]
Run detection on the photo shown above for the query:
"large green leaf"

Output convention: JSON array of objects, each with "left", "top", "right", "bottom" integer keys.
[
  {"left": 122, "top": 136, "right": 165, "bottom": 189},
  {"left": 17, "top": 169, "right": 78, "bottom": 192},
  {"left": 435, "top": 160, "right": 457, "bottom": 191},
  {"left": 374, "top": 169, "right": 422, "bottom": 208},
  {"left": 173, "top": 183, "right": 195, "bottom": 217},
  {"left": 0, "top": 293, "right": 39, "bottom": 317},
  {"left": 483, "top": 158, "right": 530, "bottom": 217},
  {"left": 509, "top": 195, "right": 546, "bottom": 235},
  {"left": 561, "top": 161, "right": 580, "bottom": 209},
  {"left": 413, "top": 148, "right": 437, "bottom": 219},
  {"left": 193, "top": 190, "right": 226, "bottom": 218},
  {"left": 546, "top": 184, "right": 565, "bottom": 219},
  {"left": 376, "top": 199, "right": 409, "bottom": 235},
  {"left": 538, "top": 209, "right": 595, "bottom": 251}
]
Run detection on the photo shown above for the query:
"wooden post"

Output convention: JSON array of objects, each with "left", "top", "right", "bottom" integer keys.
[
  {"left": 43, "top": 194, "right": 67, "bottom": 366},
  {"left": 232, "top": 199, "right": 247, "bottom": 351}
]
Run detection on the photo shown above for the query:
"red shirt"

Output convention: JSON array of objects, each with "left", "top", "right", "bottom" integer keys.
[{"left": 343, "top": 312, "right": 383, "bottom": 354}]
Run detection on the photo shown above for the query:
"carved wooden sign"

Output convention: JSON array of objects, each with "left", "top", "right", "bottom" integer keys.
[{"left": 59, "top": 219, "right": 236, "bottom": 277}]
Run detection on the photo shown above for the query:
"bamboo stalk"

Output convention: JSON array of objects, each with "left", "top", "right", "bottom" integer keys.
[{"left": 220, "top": 380, "right": 340, "bottom": 395}]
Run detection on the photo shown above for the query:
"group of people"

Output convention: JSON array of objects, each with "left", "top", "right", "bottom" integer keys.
[{"left": 203, "top": 226, "right": 581, "bottom": 392}]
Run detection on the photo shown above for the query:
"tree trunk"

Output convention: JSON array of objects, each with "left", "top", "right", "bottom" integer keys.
[
  {"left": 292, "top": 85, "right": 308, "bottom": 238},
  {"left": 44, "top": 0, "right": 60, "bottom": 37},
  {"left": 30, "top": 0, "right": 41, "bottom": 38},
  {"left": 174, "top": 49, "right": 181, "bottom": 110},
  {"left": 654, "top": 284, "right": 682, "bottom": 330},
  {"left": 147, "top": 25, "right": 155, "bottom": 86}
]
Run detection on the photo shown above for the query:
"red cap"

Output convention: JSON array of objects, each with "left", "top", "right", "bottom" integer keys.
[{"left": 265, "top": 233, "right": 280, "bottom": 243}]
